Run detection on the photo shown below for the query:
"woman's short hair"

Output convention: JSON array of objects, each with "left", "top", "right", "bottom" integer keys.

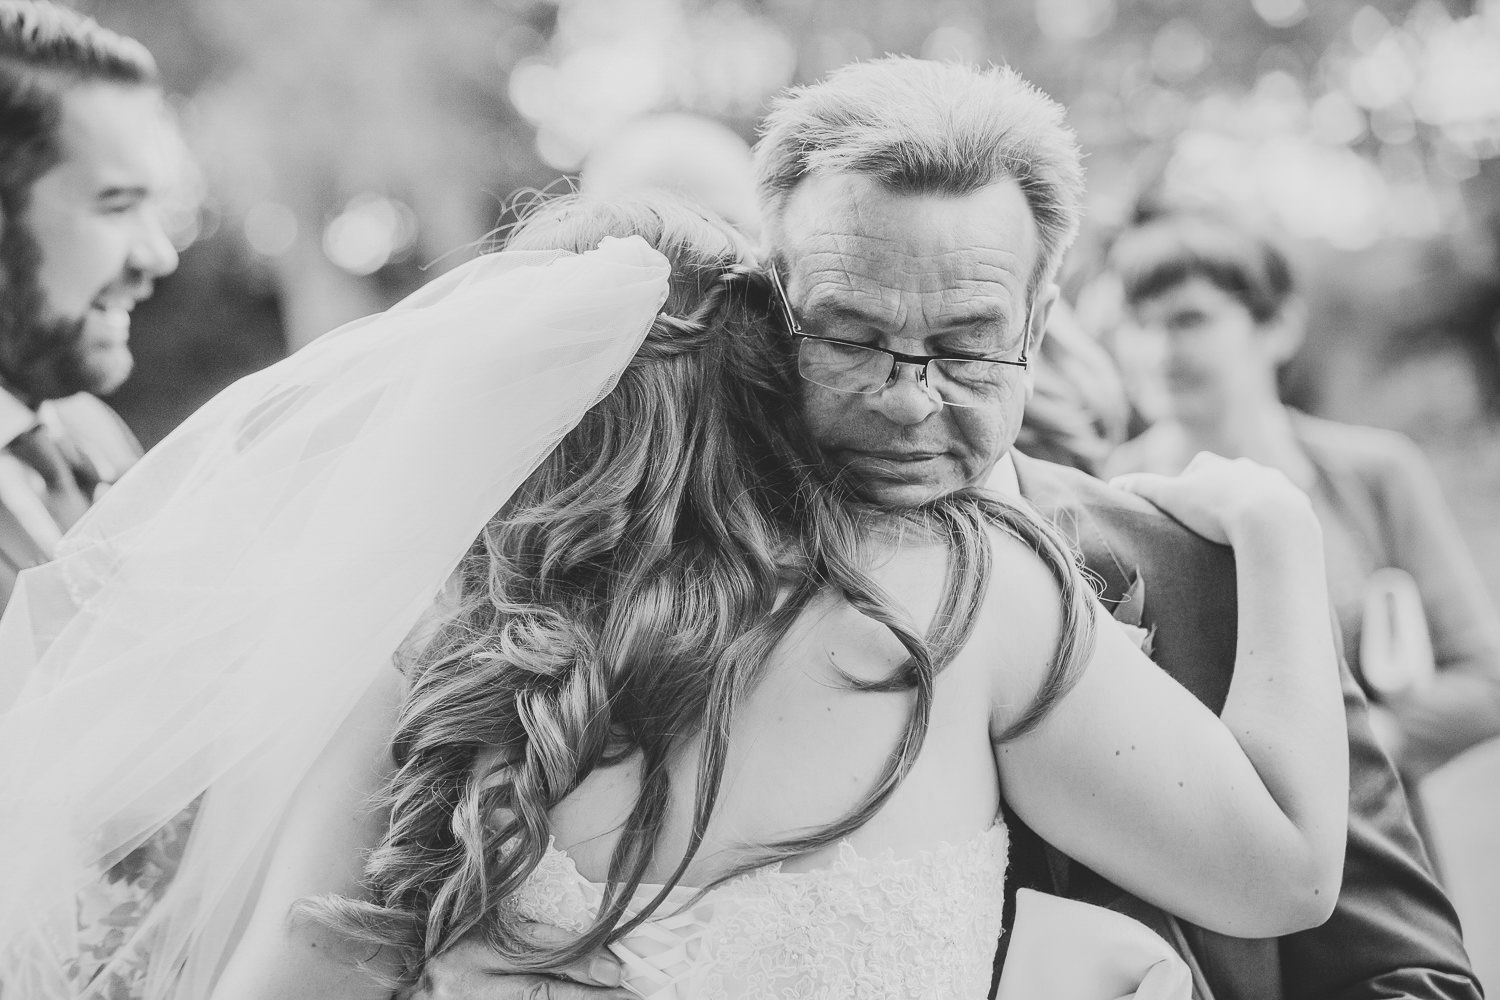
[
  {"left": 0, "top": 1, "right": 158, "bottom": 212},
  {"left": 754, "top": 56, "right": 1085, "bottom": 289},
  {"left": 1110, "top": 211, "right": 1296, "bottom": 324}
]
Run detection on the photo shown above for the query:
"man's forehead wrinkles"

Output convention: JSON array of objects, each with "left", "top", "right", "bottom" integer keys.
[
  {"left": 800, "top": 254, "right": 1022, "bottom": 289},
  {"left": 953, "top": 274, "right": 1022, "bottom": 304},
  {"left": 916, "top": 292, "right": 1006, "bottom": 327},
  {"left": 800, "top": 248, "right": 862, "bottom": 277},
  {"left": 797, "top": 233, "right": 1024, "bottom": 269},
  {"left": 797, "top": 273, "right": 1021, "bottom": 338}
]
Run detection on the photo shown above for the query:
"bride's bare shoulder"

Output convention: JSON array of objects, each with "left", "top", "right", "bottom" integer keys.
[
  {"left": 967, "top": 522, "right": 1077, "bottom": 727},
  {"left": 865, "top": 515, "right": 1076, "bottom": 705}
]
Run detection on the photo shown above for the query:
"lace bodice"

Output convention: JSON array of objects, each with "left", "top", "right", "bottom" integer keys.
[{"left": 503, "top": 822, "right": 1008, "bottom": 999}]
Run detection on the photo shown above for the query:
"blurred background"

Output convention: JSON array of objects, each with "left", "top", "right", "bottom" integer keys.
[{"left": 85, "top": 0, "right": 1499, "bottom": 575}]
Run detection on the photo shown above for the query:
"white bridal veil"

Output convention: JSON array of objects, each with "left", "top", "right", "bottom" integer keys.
[{"left": 0, "top": 237, "right": 671, "bottom": 999}]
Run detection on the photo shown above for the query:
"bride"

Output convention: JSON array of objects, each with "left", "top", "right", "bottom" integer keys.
[{"left": 0, "top": 193, "right": 1345, "bottom": 1000}]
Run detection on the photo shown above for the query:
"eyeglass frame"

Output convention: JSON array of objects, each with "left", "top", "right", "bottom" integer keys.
[{"left": 764, "top": 263, "right": 1033, "bottom": 405}]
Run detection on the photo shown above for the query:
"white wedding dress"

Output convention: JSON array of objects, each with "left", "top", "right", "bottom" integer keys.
[{"left": 505, "top": 825, "right": 1009, "bottom": 1000}]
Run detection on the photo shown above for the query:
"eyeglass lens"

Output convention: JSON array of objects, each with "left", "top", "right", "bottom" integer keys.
[{"left": 798, "top": 339, "right": 1011, "bottom": 408}]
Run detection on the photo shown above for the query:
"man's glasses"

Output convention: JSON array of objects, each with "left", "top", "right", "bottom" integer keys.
[{"left": 765, "top": 265, "right": 1031, "bottom": 410}]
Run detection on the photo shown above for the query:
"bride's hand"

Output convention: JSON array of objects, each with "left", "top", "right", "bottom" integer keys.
[
  {"left": 1110, "top": 451, "right": 1316, "bottom": 547},
  {"left": 404, "top": 924, "right": 634, "bottom": 1000}
]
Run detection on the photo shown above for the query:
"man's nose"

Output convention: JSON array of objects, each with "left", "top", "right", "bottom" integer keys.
[
  {"left": 868, "top": 360, "right": 943, "bottom": 425},
  {"left": 131, "top": 210, "right": 180, "bottom": 280}
]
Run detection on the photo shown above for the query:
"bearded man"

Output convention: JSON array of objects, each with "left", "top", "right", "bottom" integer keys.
[{"left": 0, "top": 0, "right": 180, "bottom": 606}]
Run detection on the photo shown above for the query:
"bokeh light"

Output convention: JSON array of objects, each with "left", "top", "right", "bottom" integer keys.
[
  {"left": 507, "top": 0, "right": 793, "bottom": 172},
  {"left": 243, "top": 202, "right": 298, "bottom": 257},
  {"left": 1252, "top": 0, "right": 1309, "bottom": 29},
  {"left": 1036, "top": 0, "right": 1116, "bottom": 43},
  {"left": 322, "top": 195, "right": 419, "bottom": 277}
]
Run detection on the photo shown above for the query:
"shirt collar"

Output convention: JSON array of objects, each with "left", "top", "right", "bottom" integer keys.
[
  {"left": 983, "top": 452, "right": 1021, "bottom": 497},
  {"left": 0, "top": 385, "right": 38, "bottom": 450}
]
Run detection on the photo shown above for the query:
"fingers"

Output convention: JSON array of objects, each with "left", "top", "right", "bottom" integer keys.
[
  {"left": 512, "top": 974, "right": 635, "bottom": 1000},
  {"left": 410, "top": 925, "right": 630, "bottom": 1000},
  {"left": 410, "top": 972, "right": 635, "bottom": 1000},
  {"left": 1109, "top": 468, "right": 1231, "bottom": 545},
  {"left": 513, "top": 925, "right": 622, "bottom": 988},
  {"left": 1182, "top": 449, "right": 1228, "bottom": 475},
  {"left": 1107, "top": 471, "right": 1172, "bottom": 504},
  {"left": 554, "top": 954, "right": 625, "bottom": 990}
]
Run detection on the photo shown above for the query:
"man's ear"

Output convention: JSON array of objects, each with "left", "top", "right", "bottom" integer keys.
[
  {"left": 1264, "top": 296, "right": 1307, "bottom": 366},
  {"left": 1022, "top": 282, "right": 1060, "bottom": 401}
]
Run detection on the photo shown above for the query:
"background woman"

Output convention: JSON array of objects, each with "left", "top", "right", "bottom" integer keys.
[{"left": 1104, "top": 209, "right": 1500, "bottom": 793}]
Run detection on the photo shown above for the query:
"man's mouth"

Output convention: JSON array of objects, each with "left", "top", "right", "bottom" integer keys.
[
  {"left": 87, "top": 300, "right": 136, "bottom": 342},
  {"left": 841, "top": 450, "right": 944, "bottom": 467}
]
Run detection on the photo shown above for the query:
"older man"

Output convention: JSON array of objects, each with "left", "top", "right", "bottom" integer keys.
[
  {"left": 419, "top": 57, "right": 1479, "bottom": 1000},
  {"left": 0, "top": 0, "right": 179, "bottom": 607}
]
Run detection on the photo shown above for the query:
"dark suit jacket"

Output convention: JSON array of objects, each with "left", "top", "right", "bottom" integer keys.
[{"left": 997, "top": 454, "right": 1481, "bottom": 1000}]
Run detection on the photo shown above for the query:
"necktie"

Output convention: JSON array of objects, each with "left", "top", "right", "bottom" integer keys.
[{"left": 9, "top": 423, "right": 95, "bottom": 532}]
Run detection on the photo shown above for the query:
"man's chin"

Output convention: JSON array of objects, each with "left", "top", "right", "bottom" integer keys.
[
  {"left": 842, "top": 463, "right": 958, "bottom": 507},
  {"left": 12, "top": 313, "right": 134, "bottom": 398},
  {"left": 833, "top": 452, "right": 967, "bottom": 507},
  {"left": 857, "top": 481, "right": 954, "bottom": 506},
  {"left": 84, "top": 354, "right": 134, "bottom": 396},
  {"left": 49, "top": 347, "right": 134, "bottom": 398}
]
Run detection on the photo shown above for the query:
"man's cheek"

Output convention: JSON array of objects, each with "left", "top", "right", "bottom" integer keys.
[
  {"left": 799, "top": 387, "right": 847, "bottom": 448},
  {"left": 959, "top": 406, "right": 1018, "bottom": 468}
]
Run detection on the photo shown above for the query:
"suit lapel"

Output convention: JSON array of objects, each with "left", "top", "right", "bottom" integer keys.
[{"left": 1013, "top": 453, "right": 1134, "bottom": 608}]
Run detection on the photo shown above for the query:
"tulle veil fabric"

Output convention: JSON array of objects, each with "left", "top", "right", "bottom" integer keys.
[{"left": 0, "top": 236, "right": 671, "bottom": 999}]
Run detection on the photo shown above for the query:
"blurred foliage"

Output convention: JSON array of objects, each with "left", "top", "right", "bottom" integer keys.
[{"left": 76, "top": 0, "right": 1500, "bottom": 444}]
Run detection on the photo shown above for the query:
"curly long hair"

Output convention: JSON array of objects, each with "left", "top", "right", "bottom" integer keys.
[{"left": 307, "top": 193, "right": 1095, "bottom": 986}]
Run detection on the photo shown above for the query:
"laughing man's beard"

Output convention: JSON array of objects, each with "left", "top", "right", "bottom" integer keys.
[{"left": 0, "top": 220, "right": 108, "bottom": 401}]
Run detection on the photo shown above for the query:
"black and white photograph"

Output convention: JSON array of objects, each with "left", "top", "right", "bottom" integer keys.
[{"left": 0, "top": 1, "right": 1497, "bottom": 997}]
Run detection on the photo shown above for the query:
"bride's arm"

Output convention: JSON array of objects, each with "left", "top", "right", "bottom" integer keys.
[
  {"left": 209, "top": 666, "right": 404, "bottom": 1000},
  {"left": 991, "top": 454, "right": 1347, "bottom": 938}
]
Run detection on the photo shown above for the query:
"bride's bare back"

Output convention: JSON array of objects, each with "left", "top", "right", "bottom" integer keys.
[{"left": 549, "top": 526, "right": 1032, "bottom": 884}]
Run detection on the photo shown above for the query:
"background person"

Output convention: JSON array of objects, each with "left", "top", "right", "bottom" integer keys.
[
  {"left": 0, "top": 7, "right": 199, "bottom": 993},
  {"left": 1103, "top": 209, "right": 1500, "bottom": 791},
  {"left": 0, "top": 0, "right": 179, "bottom": 608}
]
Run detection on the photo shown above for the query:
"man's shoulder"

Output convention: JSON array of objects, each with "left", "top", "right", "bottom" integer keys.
[
  {"left": 1012, "top": 453, "right": 1228, "bottom": 562},
  {"left": 1013, "top": 452, "right": 1238, "bottom": 709},
  {"left": 1013, "top": 450, "right": 1152, "bottom": 517}
]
